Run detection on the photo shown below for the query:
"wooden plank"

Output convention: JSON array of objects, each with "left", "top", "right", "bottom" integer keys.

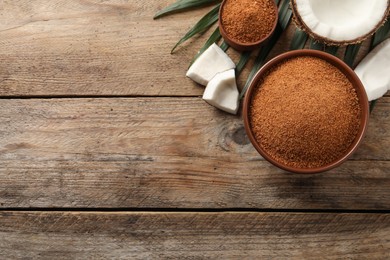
[
  {"left": 0, "top": 211, "right": 389, "bottom": 259},
  {"left": 0, "top": 97, "right": 389, "bottom": 209},
  {"left": 0, "top": 0, "right": 376, "bottom": 97},
  {"left": 0, "top": 0, "right": 216, "bottom": 97}
]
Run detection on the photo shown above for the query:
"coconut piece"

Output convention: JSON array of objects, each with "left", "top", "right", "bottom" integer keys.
[
  {"left": 355, "top": 39, "right": 390, "bottom": 101},
  {"left": 202, "top": 69, "right": 239, "bottom": 114},
  {"left": 186, "top": 43, "right": 236, "bottom": 86},
  {"left": 292, "top": 0, "right": 389, "bottom": 45}
]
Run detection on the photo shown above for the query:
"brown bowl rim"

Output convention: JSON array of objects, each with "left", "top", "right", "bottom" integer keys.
[
  {"left": 218, "top": 0, "right": 279, "bottom": 51},
  {"left": 242, "top": 49, "right": 370, "bottom": 174}
]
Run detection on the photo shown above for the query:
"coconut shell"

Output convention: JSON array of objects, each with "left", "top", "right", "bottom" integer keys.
[{"left": 291, "top": 0, "right": 390, "bottom": 46}]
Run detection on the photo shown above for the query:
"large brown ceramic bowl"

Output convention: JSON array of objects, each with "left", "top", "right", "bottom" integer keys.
[
  {"left": 218, "top": 0, "right": 278, "bottom": 51},
  {"left": 243, "top": 50, "right": 369, "bottom": 174}
]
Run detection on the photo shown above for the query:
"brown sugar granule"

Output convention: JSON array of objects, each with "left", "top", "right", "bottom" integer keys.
[
  {"left": 221, "top": 0, "right": 277, "bottom": 44},
  {"left": 249, "top": 56, "right": 361, "bottom": 169}
]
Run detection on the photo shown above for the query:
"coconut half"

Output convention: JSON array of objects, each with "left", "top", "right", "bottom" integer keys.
[{"left": 292, "top": 0, "right": 390, "bottom": 45}]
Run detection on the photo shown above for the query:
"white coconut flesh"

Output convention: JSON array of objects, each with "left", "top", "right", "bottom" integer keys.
[
  {"left": 294, "top": 0, "right": 389, "bottom": 43},
  {"left": 355, "top": 39, "right": 390, "bottom": 101},
  {"left": 186, "top": 43, "right": 235, "bottom": 86},
  {"left": 203, "top": 69, "right": 239, "bottom": 114}
]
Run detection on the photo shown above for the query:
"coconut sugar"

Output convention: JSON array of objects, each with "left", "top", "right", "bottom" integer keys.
[
  {"left": 221, "top": 0, "right": 276, "bottom": 44},
  {"left": 249, "top": 56, "right": 361, "bottom": 169}
]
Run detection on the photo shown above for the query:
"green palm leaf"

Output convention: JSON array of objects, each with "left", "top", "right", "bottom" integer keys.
[
  {"left": 154, "top": 0, "right": 220, "bottom": 19},
  {"left": 325, "top": 45, "right": 338, "bottom": 56},
  {"left": 309, "top": 39, "right": 324, "bottom": 50},
  {"left": 370, "top": 100, "right": 377, "bottom": 113},
  {"left": 290, "top": 29, "right": 308, "bottom": 50},
  {"left": 368, "top": 19, "right": 390, "bottom": 113},
  {"left": 278, "top": 0, "right": 292, "bottom": 29},
  {"left": 371, "top": 18, "right": 390, "bottom": 49},
  {"left": 309, "top": 38, "right": 338, "bottom": 55},
  {"left": 344, "top": 44, "right": 361, "bottom": 68},
  {"left": 171, "top": 4, "right": 220, "bottom": 53},
  {"left": 236, "top": 51, "right": 252, "bottom": 75},
  {"left": 220, "top": 41, "right": 229, "bottom": 52}
]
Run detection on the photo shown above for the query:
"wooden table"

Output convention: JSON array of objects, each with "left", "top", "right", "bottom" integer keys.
[{"left": 1, "top": 1, "right": 389, "bottom": 258}]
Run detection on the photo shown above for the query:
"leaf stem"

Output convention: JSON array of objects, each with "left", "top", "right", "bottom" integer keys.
[{"left": 154, "top": 0, "right": 221, "bottom": 19}]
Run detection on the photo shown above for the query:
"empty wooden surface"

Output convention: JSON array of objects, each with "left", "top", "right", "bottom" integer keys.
[
  {"left": 1, "top": 212, "right": 390, "bottom": 259},
  {"left": 0, "top": 0, "right": 210, "bottom": 96},
  {"left": 0, "top": 0, "right": 389, "bottom": 258}
]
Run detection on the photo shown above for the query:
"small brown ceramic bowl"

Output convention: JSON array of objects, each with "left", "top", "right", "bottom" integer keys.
[
  {"left": 243, "top": 50, "right": 369, "bottom": 174},
  {"left": 218, "top": 0, "right": 278, "bottom": 51}
]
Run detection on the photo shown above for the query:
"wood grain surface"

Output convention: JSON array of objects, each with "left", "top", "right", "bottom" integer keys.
[
  {"left": 0, "top": 0, "right": 380, "bottom": 97},
  {"left": 0, "top": 97, "right": 389, "bottom": 209},
  {"left": 1, "top": 211, "right": 389, "bottom": 259},
  {"left": 0, "top": 0, "right": 230, "bottom": 97}
]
